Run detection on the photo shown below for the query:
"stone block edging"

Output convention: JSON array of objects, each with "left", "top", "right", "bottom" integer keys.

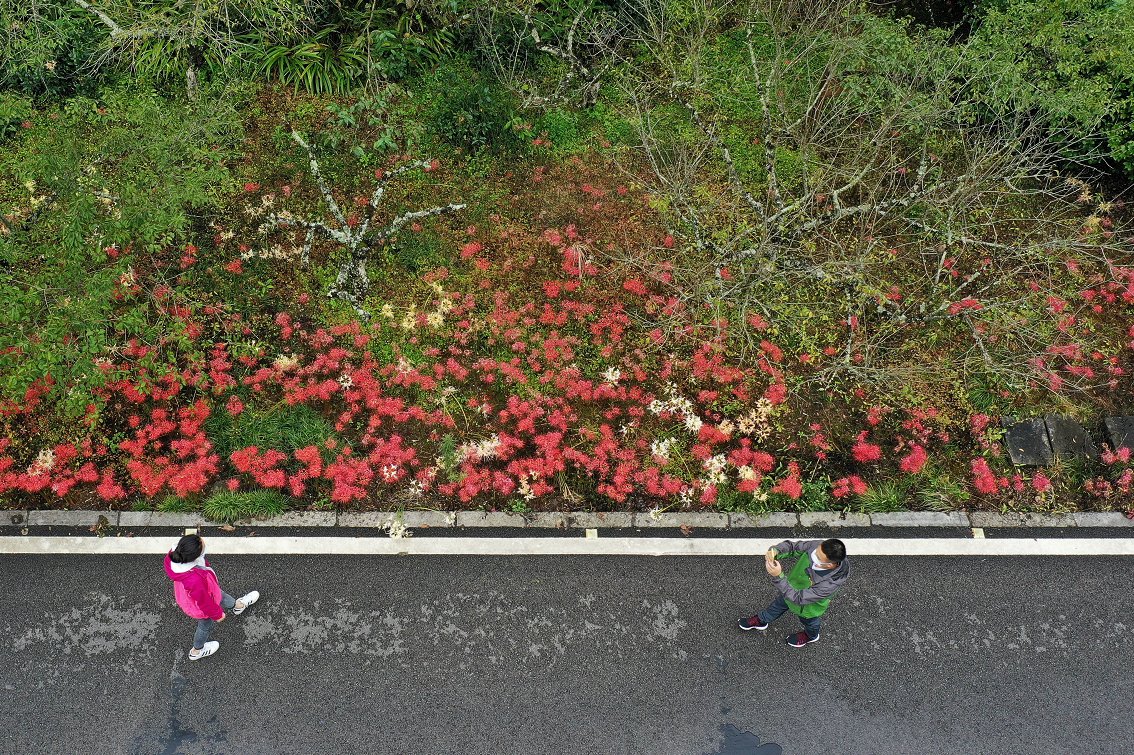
[{"left": 8, "top": 508, "right": 1132, "bottom": 530}]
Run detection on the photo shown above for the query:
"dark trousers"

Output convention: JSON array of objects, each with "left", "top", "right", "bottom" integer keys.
[
  {"left": 193, "top": 591, "right": 236, "bottom": 649},
  {"left": 759, "top": 594, "right": 821, "bottom": 640}
]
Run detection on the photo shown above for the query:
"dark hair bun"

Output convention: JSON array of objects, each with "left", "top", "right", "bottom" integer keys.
[{"left": 171, "top": 534, "right": 203, "bottom": 563}]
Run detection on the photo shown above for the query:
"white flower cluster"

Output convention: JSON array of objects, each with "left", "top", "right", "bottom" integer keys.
[
  {"left": 648, "top": 382, "right": 696, "bottom": 416},
  {"left": 337, "top": 373, "right": 353, "bottom": 390},
  {"left": 379, "top": 282, "right": 455, "bottom": 332},
  {"left": 380, "top": 464, "right": 399, "bottom": 482},
  {"left": 27, "top": 448, "right": 55, "bottom": 476},
  {"left": 650, "top": 437, "right": 676, "bottom": 462},
  {"left": 386, "top": 519, "right": 412, "bottom": 539},
  {"left": 242, "top": 194, "right": 276, "bottom": 219},
  {"left": 461, "top": 434, "right": 502, "bottom": 462},
  {"left": 649, "top": 382, "right": 704, "bottom": 436},
  {"left": 518, "top": 470, "right": 539, "bottom": 501},
  {"left": 273, "top": 354, "right": 300, "bottom": 372},
  {"left": 702, "top": 454, "right": 728, "bottom": 484},
  {"left": 603, "top": 367, "right": 622, "bottom": 383},
  {"left": 736, "top": 398, "right": 776, "bottom": 440}
]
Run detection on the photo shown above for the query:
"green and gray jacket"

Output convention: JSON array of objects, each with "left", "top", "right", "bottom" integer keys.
[{"left": 769, "top": 539, "right": 851, "bottom": 619}]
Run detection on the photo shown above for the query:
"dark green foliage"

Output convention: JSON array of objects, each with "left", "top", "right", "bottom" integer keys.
[
  {"left": 968, "top": 0, "right": 1134, "bottom": 177},
  {"left": 422, "top": 59, "right": 522, "bottom": 153},
  {"left": 387, "top": 229, "right": 454, "bottom": 274},
  {"left": 252, "top": 1, "right": 466, "bottom": 94},
  {"left": 0, "top": 93, "right": 34, "bottom": 139},
  {"left": 254, "top": 26, "right": 370, "bottom": 96},
  {"left": 0, "top": 2, "right": 104, "bottom": 97}
]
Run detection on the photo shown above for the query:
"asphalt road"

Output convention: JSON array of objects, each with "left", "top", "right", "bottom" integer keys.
[{"left": 1, "top": 552, "right": 1131, "bottom": 755}]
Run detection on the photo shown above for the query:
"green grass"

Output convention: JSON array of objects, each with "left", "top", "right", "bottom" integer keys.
[
  {"left": 157, "top": 495, "right": 195, "bottom": 513},
  {"left": 206, "top": 403, "right": 334, "bottom": 460},
  {"left": 203, "top": 490, "right": 288, "bottom": 524},
  {"left": 854, "top": 481, "right": 905, "bottom": 513}
]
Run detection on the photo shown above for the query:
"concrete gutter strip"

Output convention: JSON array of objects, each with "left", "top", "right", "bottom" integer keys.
[
  {"left": 870, "top": 512, "right": 970, "bottom": 527},
  {"left": 728, "top": 513, "right": 799, "bottom": 528},
  {"left": 4, "top": 508, "right": 1131, "bottom": 531},
  {"left": 970, "top": 512, "right": 1078, "bottom": 528},
  {"left": 799, "top": 512, "right": 871, "bottom": 528},
  {"left": 26, "top": 510, "right": 120, "bottom": 527}
]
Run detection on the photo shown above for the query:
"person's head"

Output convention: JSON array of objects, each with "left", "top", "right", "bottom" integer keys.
[
  {"left": 816, "top": 538, "right": 846, "bottom": 568},
  {"left": 170, "top": 534, "right": 204, "bottom": 564}
]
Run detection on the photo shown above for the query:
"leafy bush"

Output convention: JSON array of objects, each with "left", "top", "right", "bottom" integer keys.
[
  {"left": 255, "top": 25, "right": 369, "bottom": 95},
  {"left": 534, "top": 108, "right": 583, "bottom": 154},
  {"left": 0, "top": 93, "right": 34, "bottom": 140},
  {"left": 0, "top": 2, "right": 104, "bottom": 97},
  {"left": 203, "top": 490, "right": 289, "bottom": 523},
  {"left": 422, "top": 59, "right": 522, "bottom": 153},
  {"left": 251, "top": 1, "right": 465, "bottom": 93},
  {"left": 968, "top": 0, "right": 1134, "bottom": 177}
]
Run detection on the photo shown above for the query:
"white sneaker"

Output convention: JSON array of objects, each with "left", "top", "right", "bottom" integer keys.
[
  {"left": 189, "top": 641, "right": 219, "bottom": 661},
  {"left": 232, "top": 591, "right": 260, "bottom": 615}
]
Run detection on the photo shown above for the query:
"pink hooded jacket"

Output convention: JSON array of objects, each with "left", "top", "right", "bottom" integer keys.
[{"left": 164, "top": 552, "right": 224, "bottom": 620}]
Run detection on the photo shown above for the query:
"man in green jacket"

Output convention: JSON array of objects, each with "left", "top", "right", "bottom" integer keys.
[{"left": 738, "top": 538, "right": 850, "bottom": 648}]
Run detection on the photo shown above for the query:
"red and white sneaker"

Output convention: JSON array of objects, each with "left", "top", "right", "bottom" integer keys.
[
  {"left": 738, "top": 615, "right": 769, "bottom": 631},
  {"left": 786, "top": 631, "right": 820, "bottom": 648}
]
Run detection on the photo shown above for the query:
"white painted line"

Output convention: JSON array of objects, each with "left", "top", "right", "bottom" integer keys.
[
  {"left": 2, "top": 536, "right": 1134, "bottom": 556},
  {"left": 585, "top": 529, "right": 598, "bottom": 539}
]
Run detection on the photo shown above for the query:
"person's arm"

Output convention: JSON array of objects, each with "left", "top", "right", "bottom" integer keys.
[
  {"left": 774, "top": 575, "right": 843, "bottom": 605},
  {"left": 768, "top": 540, "right": 819, "bottom": 559}
]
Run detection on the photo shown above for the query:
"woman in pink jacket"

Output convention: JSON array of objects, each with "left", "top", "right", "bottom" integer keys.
[{"left": 164, "top": 533, "right": 260, "bottom": 661}]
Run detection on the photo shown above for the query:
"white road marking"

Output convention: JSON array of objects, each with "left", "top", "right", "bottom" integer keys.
[
  {"left": 972, "top": 528, "right": 985, "bottom": 539},
  {"left": 1, "top": 536, "right": 1133, "bottom": 556}
]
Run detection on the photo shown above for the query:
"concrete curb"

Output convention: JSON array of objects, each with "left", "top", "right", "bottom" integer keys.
[
  {"left": 27, "top": 510, "right": 119, "bottom": 527},
  {"left": 7, "top": 508, "right": 1132, "bottom": 531}
]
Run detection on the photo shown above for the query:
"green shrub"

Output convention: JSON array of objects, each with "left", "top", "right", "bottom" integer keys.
[
  {"left": 422, "top": 59, "right": 522, "bottom": 153},
  {"left": 534, "top": 108, "right": 582, "bottom": 154},
  {"left": 203, "top": 490, "right": 288, "bottom": 523},
  {"left": 969, "top": 0, "right": 1134, "bottom": 177},
  {"left": 255, "top": 25, "right": 369, "bottom": 96},
  {"left": 0, "top": 94, "right": 34, "bottom": 140},
  {"left": 387, "top": 229, "right": 453, "bottom": 274}
]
